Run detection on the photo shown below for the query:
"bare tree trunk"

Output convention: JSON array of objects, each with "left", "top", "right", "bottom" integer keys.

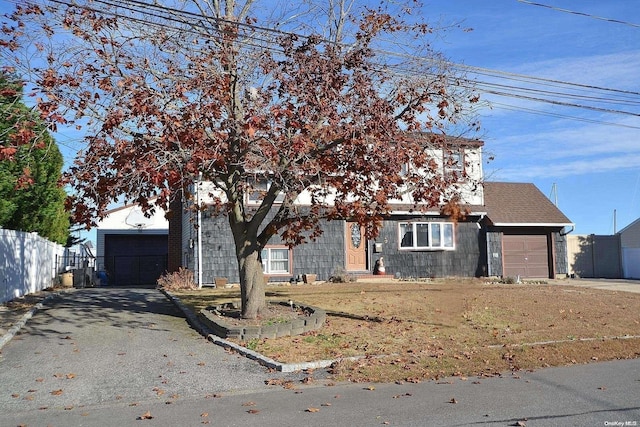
[{"left": 237, "top": 247, "right": 266, "bottom": 319}]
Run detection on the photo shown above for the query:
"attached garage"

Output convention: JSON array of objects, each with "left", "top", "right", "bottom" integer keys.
[
  {"left": 483, "top": 182, "right": 574, "bottom": 280},
  {"left": 502, "top": 234, "right": 549, "bottom": 278}
]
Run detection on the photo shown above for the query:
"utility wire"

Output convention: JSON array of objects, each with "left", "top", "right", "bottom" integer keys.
[
  {"left": 517, "top": 0, "right": 640, "bottom": 28},
  {"left": 5, "top": 0, "right": 640, "bottom": 125}
]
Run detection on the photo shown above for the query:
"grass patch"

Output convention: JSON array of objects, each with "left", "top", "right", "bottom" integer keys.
[{"left": 172, "top": 279, "right": 640, "bottom": 383}]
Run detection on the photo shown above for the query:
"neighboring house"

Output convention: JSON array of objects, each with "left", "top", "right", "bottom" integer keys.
[
  {"left": 619, "top": 218, "right": 640, "bottom": 279},
  {"left": 170, "top": 138, "right": 574, "bottom": 285},
  {"left": 95, "top": 203, "right": 169, "bottom": 286}
]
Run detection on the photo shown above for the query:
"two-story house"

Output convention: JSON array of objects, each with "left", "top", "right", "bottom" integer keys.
[{"left": 169, "top": 137, "right": 573, "bottom": 284}]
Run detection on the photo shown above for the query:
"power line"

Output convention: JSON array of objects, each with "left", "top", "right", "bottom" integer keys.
[
  {"left": 490, "top": 102, "right": 640, "bottom": 130},
  {"left": 517, "top": 0, "right": 640, "bottom": 28},
  {"left": 5, "top": 0, "right": 640, "bottom": 127}
]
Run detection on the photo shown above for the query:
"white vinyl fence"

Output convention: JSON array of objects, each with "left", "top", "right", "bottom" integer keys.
[{"left": 0, "top": 228, "right": 65, "bottom": 304}]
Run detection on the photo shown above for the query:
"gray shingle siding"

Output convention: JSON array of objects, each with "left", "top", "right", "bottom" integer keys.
[
  {"left": 285, "top": 219, "right": 345, "bottom": 281},
  {"left": 200, "top": 213, "right": 237, "bottom": 284},
  {"left": 553, "top": 231, "right": 568, "bottom": 276},
  {"left": 197, "top": 211, "right": 486, "bottom": 283},
  {"left": 199, "top": 214, "right": 347, "bottom": 283},
  {"left": 486, "top": 231, "right": 503, "bottom": 277},
  {"left": 374, "top": 219, "right": 484, "bottom": 279}
]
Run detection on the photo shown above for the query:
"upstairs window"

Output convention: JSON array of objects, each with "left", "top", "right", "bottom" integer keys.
[
  {"left": 444, "top": 150, "right": 465, "bottom": 180},
  {"left": 399, "top": 222, "right": 455, "bottom": 250},
  {"left": 261, "top": 247, "right": 291, "bottom": 275},
  {"left": 247, "top": 178, "right": 285, "bottom": 205}
]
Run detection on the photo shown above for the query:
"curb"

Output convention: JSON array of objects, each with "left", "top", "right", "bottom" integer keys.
[
  {"left": 0, "top": 293, "right": 60, "bottom": 350},
  {"left": 161, "top": 289, "right": 364, "bottom": 373}
]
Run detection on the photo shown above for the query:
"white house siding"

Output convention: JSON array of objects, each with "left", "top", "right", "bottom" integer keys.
[{"left": 95, "top": 204, "right": 169, "bottom": 261}]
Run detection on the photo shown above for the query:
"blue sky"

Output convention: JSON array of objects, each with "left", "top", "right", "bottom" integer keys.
[
  {"left": 1, "top": 1, "right": 639, "bottom": 236},
  {"left": 425, "top": 1, "right": 640, "bottom": 234}
]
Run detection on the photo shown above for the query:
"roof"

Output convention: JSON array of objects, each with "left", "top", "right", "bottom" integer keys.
[{"left": 483, "top": 182, "right": 573, "bottom": 227}]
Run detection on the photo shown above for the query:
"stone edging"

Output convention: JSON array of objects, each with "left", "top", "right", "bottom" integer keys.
[
  {"left": 198, "top": 301, "right": 326, "bottom": 340},
  {"left": 161, "top": 290, "right": 364, "bottom": 373}
]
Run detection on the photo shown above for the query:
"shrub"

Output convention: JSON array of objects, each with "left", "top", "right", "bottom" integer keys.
[{"left": 157, "top": 267, "right": 197, "bottom": 291}]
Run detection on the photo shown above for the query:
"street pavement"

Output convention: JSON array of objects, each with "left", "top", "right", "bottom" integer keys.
[{"left": 0, "top": 286, "right": 639, "bottom": 426}]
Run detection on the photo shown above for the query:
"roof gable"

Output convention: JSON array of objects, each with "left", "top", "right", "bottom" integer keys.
[{"left": 484, "top": 182, "right": 572, "bottom": 226}]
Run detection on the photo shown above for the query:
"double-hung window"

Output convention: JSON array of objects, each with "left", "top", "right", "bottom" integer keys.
[
  {"left": 261, "top": 246, "right": 291, "bottom": 275},
  {"left": 247, "top": 178, "right": 285, "bottom": 205},
  {"left": 444, "top": 149, "right": 465, "bottom": 181},
  {"left": 399, "top": 222, "right": 455, "bottom": 250}
]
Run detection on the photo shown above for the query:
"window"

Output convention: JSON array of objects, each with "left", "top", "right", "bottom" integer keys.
[
  {"left": 247, "top": 178, "right": 285, "bottom": 205},
  {"left": 261, "top": 247, "right": 291, "bottom": 274},
  {"left": 399, "top": 222, "right": 455, "bottom": 250},
  {"left": 444, "top": 149, "right": 465, "bottom": 180}
]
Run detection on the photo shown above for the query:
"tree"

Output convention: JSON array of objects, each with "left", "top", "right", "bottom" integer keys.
[
  {"left": 1, "top": 0, "right": 480, "bottom": 318},
  {"left": 0, "top": 70, "right": 69, "bottom": 244}
]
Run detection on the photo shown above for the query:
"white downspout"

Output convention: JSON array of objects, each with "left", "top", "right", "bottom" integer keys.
[{"left": 197, "top": 173, "right": 203, "bottom": 289}]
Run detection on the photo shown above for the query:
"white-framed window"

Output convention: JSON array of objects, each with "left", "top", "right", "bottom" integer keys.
[
  {"left": 247, "top": 178, "right": 285, "bottom": 205},
  {"left": 399, "top": 222, "right": 455, "bottom": 250},
  {"left": 444, "top": 149, "right": 465, "bottom": 180},
  {"left": 261, "top": 246, "right": 291, "bottom": 275}
]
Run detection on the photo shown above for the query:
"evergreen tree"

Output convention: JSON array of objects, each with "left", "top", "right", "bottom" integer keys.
[{"left": 0, "top": 71, "right": 69, "bottom": 244}]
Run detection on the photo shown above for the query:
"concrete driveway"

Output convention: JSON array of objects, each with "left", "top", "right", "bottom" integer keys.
[{"left": 551, "top": 277, "right": 640, "bottom": 293}]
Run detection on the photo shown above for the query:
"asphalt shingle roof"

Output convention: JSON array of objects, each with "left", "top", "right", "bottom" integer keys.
[{"left": 483, "top": 182, "right": 573, "bottom": 226}]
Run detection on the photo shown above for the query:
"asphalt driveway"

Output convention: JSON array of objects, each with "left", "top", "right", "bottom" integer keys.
[{"left": 0, "top": 288, "right": 302, "bottom": 416}]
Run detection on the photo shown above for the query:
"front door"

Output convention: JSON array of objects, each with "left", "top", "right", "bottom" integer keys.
[{"left": 345, "top": 222, "right": 367, "bottom": 271}]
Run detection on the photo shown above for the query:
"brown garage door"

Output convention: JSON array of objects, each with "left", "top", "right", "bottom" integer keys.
[{"left": 502, "top": 235, "right": 549, "bottom": 278}]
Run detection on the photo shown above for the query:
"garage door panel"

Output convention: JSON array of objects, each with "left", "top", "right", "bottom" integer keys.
[
  {"left": 104, "top": 234, "right": 168, "bottom": 286},
  {"left": 503, "top": 235, "right": 549, "bottom": 278}
]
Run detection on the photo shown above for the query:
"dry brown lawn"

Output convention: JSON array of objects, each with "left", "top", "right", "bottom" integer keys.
[{"left": 172, "top": 278, "right": 640, "bottom": 383}]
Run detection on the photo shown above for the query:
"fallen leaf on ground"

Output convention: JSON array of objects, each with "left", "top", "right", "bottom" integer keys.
[
  {"left": 242, "top": 401, "right": 256, "bottom": 406},
  {"left": 137, "top": 411, "right": 153, "bottom": 420},
  {"left": 449, "top": 397, "right": 457, "bottom": 404},
  {"left": 51, "top": 389, "right": 63, "bottom": 396},
  {"left": 247, "top": 409, "right": 260, "bottom": 414},
  {"left": 306, "top": 407, "right": 320, "bottom": 413},
  {"left": 201, "top": 412, "right": 209, "bottom": 417}
]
